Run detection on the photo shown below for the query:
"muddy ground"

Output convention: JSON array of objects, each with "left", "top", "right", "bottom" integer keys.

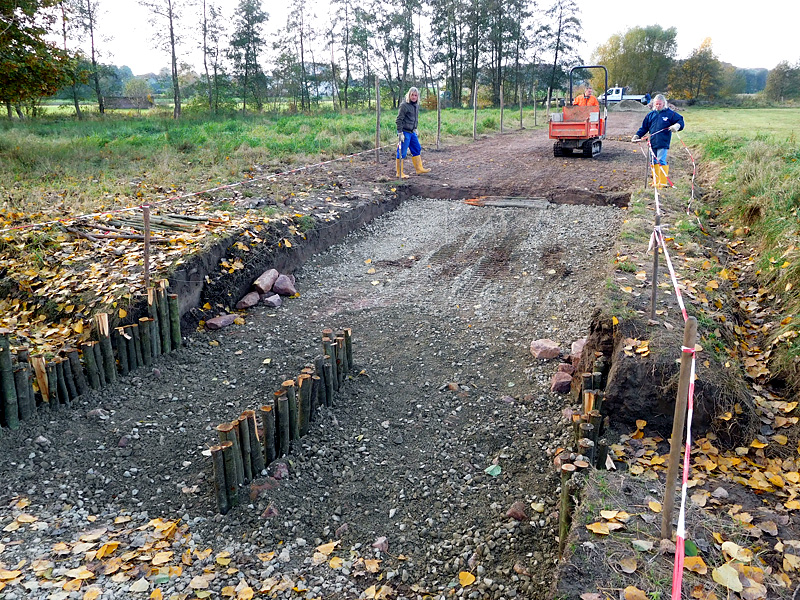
[{"left": 0, "top": 111, "right": 661, "bottom": 599}]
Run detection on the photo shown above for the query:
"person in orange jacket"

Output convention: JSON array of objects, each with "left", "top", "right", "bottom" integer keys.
[{"left": 573, "top": 87, "right": 599, "bottom": 107}]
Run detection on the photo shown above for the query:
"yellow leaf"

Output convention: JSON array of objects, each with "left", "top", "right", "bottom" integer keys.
[
  {"left": 635, "top": 419, "right": 647, "bottom": 430},
  {"left": 203, "top": 303, "right": 212, "bottom": 310},
  {"left": 586, "top": 522, "right": 610, "bottom": 535},
  {"left": 620, "top": 286, "right": 633, "bottom": 294},
  {"left": 215, "top": 552, "right": 231, "bottom": 566},
  {"left": 329, "top": 556, "right": 343, "bottom": 569},
  {"left": 17, "top": 513, "right": 37, "bottom": 523},
  {"left": 119, "top": 309, "right": 127, "bottom": 319},
  {"left": 150, "top": 590, "right": 163, "bottom": 600},
  {"left": 233, "top": 317, "right": 245, "bottom": 325},
  {"left": 623, "top": 586, "right": 648, "bottom": 600},
  {"left": 648, "top": 501, "right": 662, "bottom": 513},
  {"left": 83, "top": 588, "right": 102, "bottom": 600},
  {"left": 364, "top": 259, "right": 372, "bottom": 264},
  {"left": 458, "top": 571, "right": 476, "bottom": 586},
  {"left": 237, "top": 587, "right": 254, "bottom": 600},
  {"left": 63, "top": 579, "right": 84, "bottom": 591},
  {"left": 722, "top": 541, "right": 753, "bottom": 563},
  {"left": 316, "top": 541, "right": 340, "bottom": 555},
  {"left": 0, "top": 570, "right": 22, "bottom": 581},
  {"left": 74, "top": 321, "right": 84, "bottom": 334},
  {"left": 600, "top": 510, "right": 619, "bottom": 520},
  {"left": 367, "top": 267, "right": 376, "bottom": 274},
  {"left": 684, "top": 556, "right": 707, "bottom": 574},
  {"left": 750, "top": 439, "right": 767, "bottom": 448},
  {"left": 619, "top": 557, "right": 637, "bottom": 573},
  {"left": 712, "top": 563, "right": 743, "bottom": 592},
  {"left": 364, "top": 559, "right": 381, "bottom": 573},
  {"left": 257, "top": 551, "right": 275, "bottom": 562},
  {"left": 152, "top": 551, "right": 173, "bottom": 566},
  {"left": 283, "top": 239, "right": 292, "bottom": 248}
]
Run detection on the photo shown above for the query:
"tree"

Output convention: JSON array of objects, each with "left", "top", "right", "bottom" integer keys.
[
  {"left": 229, "top": 0, "right": 268, "bottom": 113},
  {"left": 542, "top": 0, "right": 582, "bottom": 104},
  {"left": 669, "top": 38, "right": 722, "bottom": 102},
  {"left": 429, "top": 0, "right": 466, "bottom": 107},
  {"left": 139, "top": 0, "right": 186, "bottom": 119},
  {"left": 0, "top": 0, "right": 71, "bottom": 117},
  {"left": 124, "top": 77, "right": 151, "bottom": 112},
  {"left": 764, "top": 61, "right": 799, "bottom": 102},
  {"left": 591, "top": 25, "right": 677, "bottom": 93}
]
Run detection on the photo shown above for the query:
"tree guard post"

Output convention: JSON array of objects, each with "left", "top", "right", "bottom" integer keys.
[
  {"left": 661, "top": 316, "right": 698, "bottom": 541},
  {"left": 472, "top": 80, "right": 478, "bottom": 140},
  {"left": 500, "top": 82, "right": 504, "bottom": 133},
  {"left": 436, "top": 79, "right": 441, "bottom": 150},
  {"left": 143, "top": 204, "right": 151, "bottom": 290},
  {"left": 375, "top": 75, "right": 381, "bottom": 165}
]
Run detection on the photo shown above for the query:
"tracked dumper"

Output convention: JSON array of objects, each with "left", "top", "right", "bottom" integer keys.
[{"left": 549, "top": 65, "right": 608, "bottom": 158}]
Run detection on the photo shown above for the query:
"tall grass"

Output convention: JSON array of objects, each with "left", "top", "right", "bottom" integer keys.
[
  {"left": 0, "top": 107, "right": 543, "bottom": 217},
  {"left": 688, "top": 107, "right": 800, "bottom": 388}
]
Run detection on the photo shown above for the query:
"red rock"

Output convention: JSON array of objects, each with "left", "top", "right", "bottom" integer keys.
[
  {"left": 235, "top": 291, "right": 260, "bottom": 309},
  {"left": 557, "top": 363, "right": 575, "bottom": 374},
  {"left": 530, "top": 338, "right": 561, "bottom": 359},
  {"left": 262, "top": 294, "right": 282, "bottom": 308},
  {"left": 206, "top": 314, "right": 237, "bottom": 330},
  {"left": 506, "top": 500, "right": 528, "bottom": 521},
  {"left": 571, "top": 338, "right": 587, "bottom": 358},
  {"left": 550, "top": 372, "right": 573, "bottom": 393},
  {"left": 372, "top": 536, "right": 389, "bottom": 552},
  {"left": 253, "top": 268, "right": 280, "bottom": 294},
  {"left": 273, "top": 274, "right": 297, "bottom": 296}
]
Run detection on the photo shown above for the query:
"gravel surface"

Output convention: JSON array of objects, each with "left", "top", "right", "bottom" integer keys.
[{"left": 0, "top": 197, "right": 622, "bottom": 599}]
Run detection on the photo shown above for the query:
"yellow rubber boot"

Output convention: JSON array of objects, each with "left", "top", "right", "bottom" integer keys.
[
  {"left": 396, "top": 158, "right": 409, "bottom": 179},
  {"left": 411, "top": 155, "right": 431, "bottom": 174},
  {"left": 650, "top": 164, "right": 669, "bottom": 188}
]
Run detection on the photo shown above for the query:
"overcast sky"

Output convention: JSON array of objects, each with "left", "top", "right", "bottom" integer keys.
[{"left": 96, "top": 1, "right": 792, "bottom": 76}]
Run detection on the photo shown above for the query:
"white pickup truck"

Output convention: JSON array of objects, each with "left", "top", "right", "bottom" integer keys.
[{"left": 598, "top": 87, "right": 649, "bottom": 104}]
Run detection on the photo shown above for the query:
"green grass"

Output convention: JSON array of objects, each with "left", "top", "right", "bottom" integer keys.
[{"left": 0, "top": 107, "right": 546, "bottom": 217}]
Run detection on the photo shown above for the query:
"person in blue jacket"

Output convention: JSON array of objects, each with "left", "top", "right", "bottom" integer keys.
[
  {"left": 395, "top": 87, "right": 431, "bottom": 179},
  {"left": 631, "top": 94, "right": 684, "bottom": 166}
]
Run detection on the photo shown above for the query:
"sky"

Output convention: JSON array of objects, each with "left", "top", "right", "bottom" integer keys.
[{"left": 95, "top": 1, "right": 794, "bottom": 77}]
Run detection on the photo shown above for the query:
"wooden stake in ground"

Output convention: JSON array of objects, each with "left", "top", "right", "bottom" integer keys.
[
  {"left": 157, "top": 284, "right": 170, "bottom": 353},
  {"left": 322, "top": 355, "right": 334, "bottom": 407},
  {"left": 61, "top": 351, "right": 79, "bottom": 401},
  {"left": 335, "top": 333, "right": 348, "bottom": 375},
  {"left": 168, "top": 294, "right": 181, "bottom": 349},
  {"left": 244, "top": 410, "right": 265, "bottom": 475},
  {"left": 143, "top": 205, "right": 151, "bottom": 290},
  {"left": 343, "top": 328, "right": 353, "bottom": 368},
  {"left": 651, "top": 214, "right": 661, "bottom": 320},
  {"left": 95, "top": 313, "right": 116, "bottom": 384},
  {"left": 123, "top": 325, "right": 138, "bottom": 372},
  {"left": 130, "top": 323, "right": 144, "bottom": 368},
  {"left": 139, "top": 317, "right": 153, "bottom": 367},
  {"left": 220, "top": 440, "right": 239, "bottom": 509},
  {"left": 260, "top": 404, "right": 276, "bottom": 466},
  {"left": 322, "top": 337, "right": 338, "bottom": 392},
  {"left": 148, "top": 288, "right": 162, "bottom": 357},
  {"left": 0, "top": 332, "right": 20, "bottom": 430},
  {"left": 472, "top": 80, "right": 478, "bottom": 141},
  {"left": 375, "top": 75, "right": 381, "bottom": 165},
  {"left": 81, "top": 342, "right": 101, "bottom": 390},
  {"left": 13, "top": 364, "right": 33, "bottom": 421},
  {"left": 65, "top": 348, "right": 88, "bottom": 397},
  {"left": 238, "top": 414, "right": 253, "bottom": 484},
  {"left": 276, "top": 393, "right": 290, "bottom": 457},
  {"left": 298, "top": 374, "right": 312, "bottom": 436},
  {"left": 92, "top": 343, "right": 106, "bottom": 387},
  {"left": 30, "top": 355, "right": 48, "bottom": 410},
  {"left": 310, "top": 374, "right": 321, "bottom": 422},
  {"left": 216, "top": 423, "right": 244, "bottom": 487},
  {"left": 115, "top": 327, "right": 129, "bottom": 376},
  {"left": 558, "top": 463, "right": 576, "bottom": 558},
  {"left": 661, "top": 316, "right": 698, "bottom": 541},
  {"left": 210, "top": 444, "right": 230, "bottom": 515},
  {"left": 46, "top": 362, "right": 59, "bottom": 411},
  {"left": 55, "top": 359, "right": 70, "bottom": 408},
  {"left": 282, "top": 379, "right": 299, "bottom": 442}
]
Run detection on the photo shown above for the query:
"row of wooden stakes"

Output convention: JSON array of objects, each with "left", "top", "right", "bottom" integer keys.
[
  {"left": 0, "top": 282, "right": 181, "bottom": 434},
  {"left": 209, "top": 328, "right": 353, "bottom": 515}
]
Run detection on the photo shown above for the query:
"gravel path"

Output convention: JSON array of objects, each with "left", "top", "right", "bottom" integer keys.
[{"left": 0, "top": 197, "right": 622, "bottom": 599}]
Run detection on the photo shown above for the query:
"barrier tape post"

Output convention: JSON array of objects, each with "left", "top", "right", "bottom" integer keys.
[
  {"left": 143, "top": 205, "right": 151, "bottom": 290},
  {"left": 650, "top": 214, "right": 660, "bottom": 320},
  {"left": 661, "top": 316, "right": 697, "bottom": 543},
  {"left": 375, "top": 75, "right": 381, "bottom": 165}
]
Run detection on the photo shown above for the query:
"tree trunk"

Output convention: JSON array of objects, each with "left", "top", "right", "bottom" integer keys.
[
  {"left": 87, "top": 0, "right": 104, "bottom": 114},
  {"left": 202, "top": 0, "right": 212, "bottom": 111},
  {"left": 169, "top": 1, "right": 181, "bottom": 120}
]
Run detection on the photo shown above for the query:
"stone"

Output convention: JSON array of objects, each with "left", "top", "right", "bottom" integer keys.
[
  {"left": 272, "top": 274, "right": 297, "bottom": 296},
  {"left": 262, "top": 294, "right": 282, "bottom": 308},
  {"left": 529, "top": 339, "right": 560, "bottom": 360},
  {"left": 235, "top": 291, "right": 260, "bottom": 310},
  {"left": 550, "top": 372, "right": 572, "bottom": 394},
  {"left": 253, "top": 269, "right": 280, "bottom": 294},
  {"left": 206, "top": 314, "right": 237, "bottom": 330},
  {"left": 557, "top": 363, "right": 574, "bottom": 374},
  {"left": 571, "top": 338, "right": 587, "bottom": 358},
  {"left": 505, "top": 501, "right": 527, "bottom": 521},
  {"left": 372, "top": 536, "right": 389, "bottom": 552}
]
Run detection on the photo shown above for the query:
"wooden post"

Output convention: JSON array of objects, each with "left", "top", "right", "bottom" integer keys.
[
  {"left": 298, "top": 374, "right": 312, "bottom": 436},
  {"left": 13, "top": 365, "right": 33, "bottom": 421},
  {"left": 519, "top": 67, "right": 524, "bottom": 129},
  {"left": 82, "top": 342, "right": 101, "bottom": 389},
  {"left": 115, "top": 328, "right": 129, "bottom": 376},
  {"left": 661, "top": 317, "right": 698, "bottom": 541},
  {"left": 500, "top": 82, "right": 504, "bottom": 133},
  {"left": 282, "top": 379, "right": 298, "bottom": 442},
  {"left": 210, "top": 444, "right": 230, "bottom": 515},
  {"left": 65, "top": 348, "right": 88, "bottom": 397},
  {"left": 130, "top": 324, "right": 144, "bottom": 369},
  {"left": 532, "top": 70, "right": 537, "bottom": 127},
  {"left": 95, "top": 313, "right": 116, "bottom": 384},
  {"left": 46, "top": 362, "right": 59, "bottom": 411},
  {"left": 168, "top": 294, "right": 181, "bottom": 349},
  {"left": 310, "top": 375, "right": 321, "bottom": 422},
  {"left": 244, "top": 410, "right": 265, "bottom": 475},
  {"left": 143, "top": 205, "right": 151, "bottom": 290},
  {"left": 276, "top": 393, "right": 290, "bottom": 457},
  {"left": 157, "top": 285, "right": 170, "bottom": 353},
  {"left": 30, "top": 355, "right": 48, "bottom": 411},
  {"left": 558, "top": 463, "right": 576, "bottom": 557},
  {"left": 335, "top": 334, "right": 348, "bottom": 375},
  {"left": 92, "top": 343, "right": 106, "bottom": 387},
  {"left": 261, "top": 405, "right": 276, "bottom": 466},
  {"left": 322, "top": 336, "right": 338, "bottom": 391},
  {"left": 148, "top": 289, "right": 161, "bottom": 357},
  {"left": 238, "top": 414, "right": 253, "bottom": 484},
  {"left": 220, "top": 440, "right": 239, "bottom": 509},
  {"left": 472, "top": 80, "right": 478, "bottom": 141},
  {"left": 55, "top": 359, "right": 70, "bottom": 408},
  {"left": 124, "top": 326, "right": 138, "bottom": 372},
  {"left": 436, "top": 79, "right": 441, "bottom": 150},
  {"left": 0, "top": 331, "right": 20, "bottom": 429},
  {"left": 651, "top": 215, "right": 661, "bottom": 321},
  {"left": 61, "top": 352, "right": 78, "bottom": 400},
  {"left": 217, "top": 422, "right": 244, "bottom": 487},
  {"left": 323, "top": 355, "right": 334, "bottom": 407},
  {"left": 139, "top": 317, "right": 153, "bottom": 367},
  {"left": 375, "top": 75, "right": 381, "bottom": 165}
]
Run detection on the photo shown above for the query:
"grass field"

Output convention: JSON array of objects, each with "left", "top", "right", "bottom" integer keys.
[{"left": 0, "top": 106, "right": 548, "bottom": 217}]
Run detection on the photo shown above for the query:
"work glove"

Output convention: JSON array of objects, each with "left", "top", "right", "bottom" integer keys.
[
  {"left": 398, "top": 132, "right": 405, "bottom": 143},
  {"left": 631, "top": 135, "right": 641, "bottom": 142},
  {"left": 669, "top": 123, "right": 681, "bottom": 132},
  {"left": 413, "top": 128, "right": 418, "bottom": 135}
]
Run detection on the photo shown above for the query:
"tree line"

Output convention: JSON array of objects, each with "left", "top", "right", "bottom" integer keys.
[{"left": 0, "top": 0, "right": 794, "bottom": 120}]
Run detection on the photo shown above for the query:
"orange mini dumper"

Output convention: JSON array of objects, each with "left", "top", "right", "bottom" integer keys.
[{"left": 549, "top": 65, "right": 608, "bottom": 158}]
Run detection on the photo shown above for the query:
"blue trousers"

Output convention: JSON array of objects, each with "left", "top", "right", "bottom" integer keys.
[
  {"left": 396, "top": 131, "right": 421, "bottom": 159},
  {"left": 651, "top": 147, "right": 668, "bottom": 166}
]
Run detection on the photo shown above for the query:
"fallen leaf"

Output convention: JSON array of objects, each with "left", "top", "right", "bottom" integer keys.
[
  {"left": 586, "top": 522, "right": 609, "bottom": 535},
  {"left": 619, "top": 557, "right": 637, "bottom": 573},
  {"left": 129, "top": 577, "right": 149, "bottom": 593},
  {"left": 712, "top": 563, "right": 743, "bottom": 592},
  {"left": 648, "top": 501, "right": 662, "bottom": 513},
  {"left": 458, "top": 572, "right": 476, "bottom": 586},
  {"left": 623, "top": 586, "right": 648, "bottom": 600},
  {"left": 316, "top": 541, "right": 340, "bottom": 556},
  {"left": 684, "top": 556, "right": 707, "bottom": 574}
]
